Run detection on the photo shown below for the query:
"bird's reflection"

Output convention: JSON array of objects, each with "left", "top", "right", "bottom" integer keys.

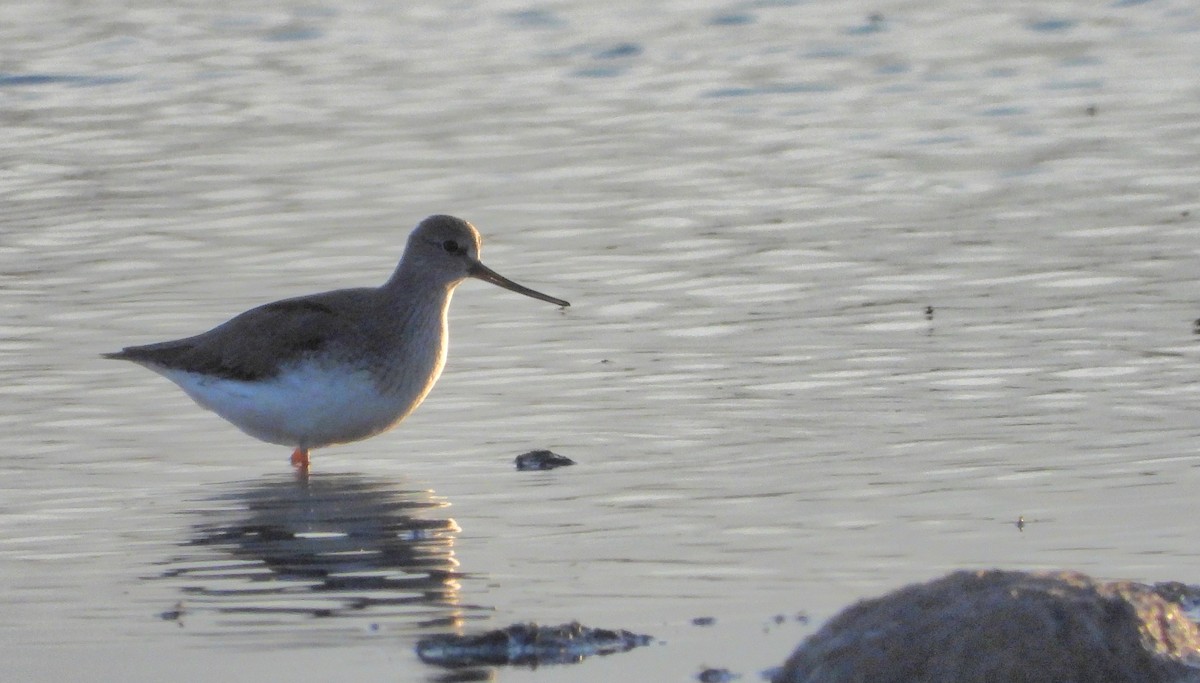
[{"left": 158, "top": 472, "right": 488, "bottom": 637}]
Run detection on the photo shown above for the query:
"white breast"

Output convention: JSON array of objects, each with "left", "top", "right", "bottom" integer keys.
[{"left": 156, "top": 361, "right": 437, "bottom": 449}]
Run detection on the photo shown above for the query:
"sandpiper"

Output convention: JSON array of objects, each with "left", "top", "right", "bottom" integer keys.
[{"left": 104, "top": 215, "right": 569, "bottom": 469}]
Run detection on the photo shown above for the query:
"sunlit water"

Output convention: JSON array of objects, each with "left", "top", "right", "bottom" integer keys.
[{"left": 3, "top": 0, "right": 1200, "bottom": 681}]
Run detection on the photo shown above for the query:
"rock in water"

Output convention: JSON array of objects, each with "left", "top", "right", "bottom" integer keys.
[
  {"left": 775, "top": 569, "right": 1200, "bottom": 683},
  {"left": 417, "top": 621, "right": 652, "bottom": 667},
  {"left": 514, "top": 449, "right": 575, "bottom": 471}
]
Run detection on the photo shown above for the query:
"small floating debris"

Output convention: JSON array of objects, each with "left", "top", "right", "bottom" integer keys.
[
  {"left": 160, "top": 601, "right": 186, "bottom": 623},
  {"left": 766, "top": 612, "right": 809, "bottom": 630},
  {"left": 698, "top": 667, "right": 738, "bottom": 682},
  {"left": 924, "top": 305, "right": 934, "bottom": 321},
  {"left": 416, "top": 621, "right": 653, "bottom": 667},
  {"left": 515, "top": 449, "right": 575, "bottom": 471},
  {"left": 692, "top": 616, "right": 716, "bottom": 627}
]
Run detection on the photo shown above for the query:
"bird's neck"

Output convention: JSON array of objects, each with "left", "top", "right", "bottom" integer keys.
[{"left": 369, "top": 273, "right": 457, "bottom": 397}]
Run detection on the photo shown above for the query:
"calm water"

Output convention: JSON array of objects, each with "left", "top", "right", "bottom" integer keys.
[{"left": 3, "top": 0, "right": 1200, "bottom": 680}]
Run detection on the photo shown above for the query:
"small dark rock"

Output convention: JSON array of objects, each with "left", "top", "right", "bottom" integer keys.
[
  {"left": 698, "top": 667, "right": 738, "bottom": 682},
  {"left": 515, "top": 450, "right": 575, "bottom": 471}
]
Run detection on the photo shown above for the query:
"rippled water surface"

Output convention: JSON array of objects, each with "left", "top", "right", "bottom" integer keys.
[{"left": 3, "top": 0, "right": 1200, "bottom": 681}]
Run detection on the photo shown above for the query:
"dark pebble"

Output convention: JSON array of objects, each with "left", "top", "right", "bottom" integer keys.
[
  {"left": 698, "top": 668, "right": 737, "bottom": 682},
  {"left": 515, "top": 450, "right": 576, "bottom": 471}
]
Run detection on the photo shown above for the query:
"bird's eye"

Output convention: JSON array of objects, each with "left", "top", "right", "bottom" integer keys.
[{"left": 442, "top": 240, "right": 460, "bottom": 253}]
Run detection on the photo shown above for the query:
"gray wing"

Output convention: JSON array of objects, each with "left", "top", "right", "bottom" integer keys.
[{"left": 103, "top": 291, "right": 370, "bottom": 382}]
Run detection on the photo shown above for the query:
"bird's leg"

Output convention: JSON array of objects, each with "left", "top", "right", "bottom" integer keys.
[{"left": 290, "top": 447, "right": 310, "bottom": 470}]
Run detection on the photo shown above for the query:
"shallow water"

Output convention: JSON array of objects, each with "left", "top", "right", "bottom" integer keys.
[{"left": 3, "top": 0, "right": 1200, "bottom": 680}]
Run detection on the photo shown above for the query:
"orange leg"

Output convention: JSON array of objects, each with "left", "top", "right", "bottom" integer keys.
[{"left": 290, "top": 447, "right": 310, "bottom": 470}]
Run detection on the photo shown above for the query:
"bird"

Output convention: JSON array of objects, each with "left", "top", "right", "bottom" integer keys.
[{"left": 103, "top": 215, "right": 569, "bottom": 470}]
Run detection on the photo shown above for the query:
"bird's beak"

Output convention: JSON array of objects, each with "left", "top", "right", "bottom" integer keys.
[{"left": 469, "top": 261, "right": 570, "bottom": 307}]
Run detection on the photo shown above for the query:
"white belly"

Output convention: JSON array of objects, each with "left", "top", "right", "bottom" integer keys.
[{"left": 156, "top": 362, "right": 433, "bottom": 449}]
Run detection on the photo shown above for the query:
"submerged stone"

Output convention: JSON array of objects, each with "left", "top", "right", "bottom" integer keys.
[{"left": 416, "top": 621, "right": 653, "bottom": 667}]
